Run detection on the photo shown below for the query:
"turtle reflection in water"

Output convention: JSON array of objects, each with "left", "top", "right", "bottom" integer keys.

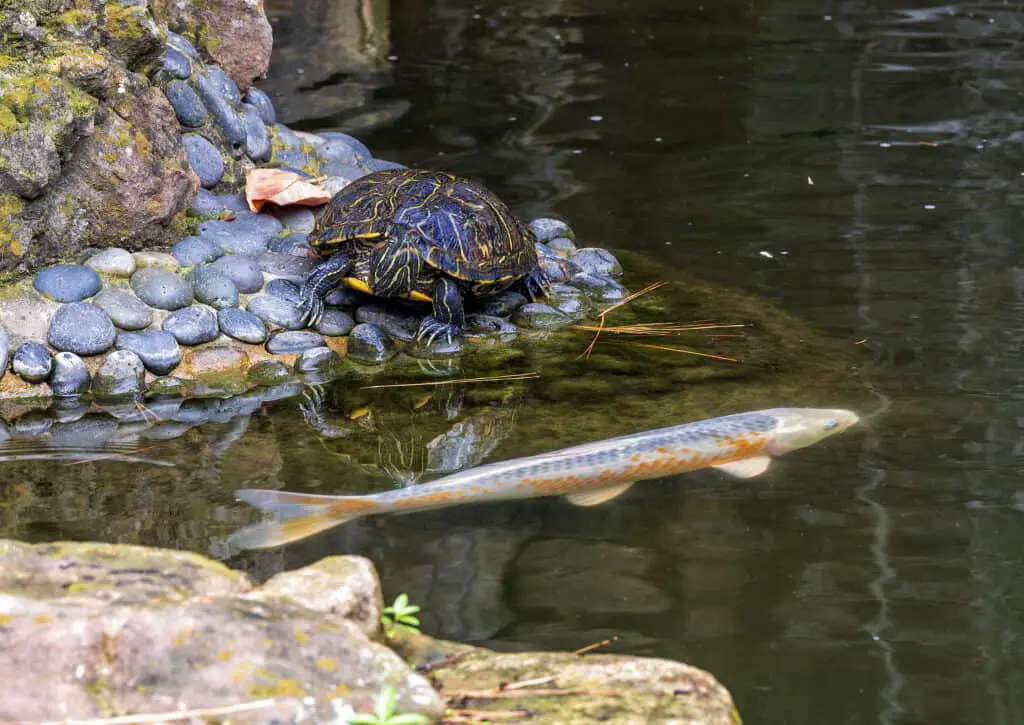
[
  {"left": 298, "top": 382, "right": 520, "bottom": 487},
  {"left": 297, "top": 169, "right": 550, "bottom": 344}
]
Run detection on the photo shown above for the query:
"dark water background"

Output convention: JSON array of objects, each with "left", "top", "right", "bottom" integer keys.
[
  {"left": 259, "top": 1, "right": 1024, "bottom": 722},
  {"left": 4, "top": 1, "right": 1024, "bottom": 723}
]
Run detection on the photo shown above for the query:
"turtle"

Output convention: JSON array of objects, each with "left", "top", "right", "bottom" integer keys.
[{"left": 297, "top": 168, "right": 549, "bottom": 343}]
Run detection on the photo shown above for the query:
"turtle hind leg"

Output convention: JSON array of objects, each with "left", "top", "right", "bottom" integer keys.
[
  {"left": 416, "top": 277, "right": 465, "bottom": 345},
  {"left": 521, "top": 267, "right": 550, "bottom": 301},
  {"left": 298, "top": 253, "right": 353, "bottom": 326},
  {"left": 367, "top": 234, "right": 423, "bottom": 298}
]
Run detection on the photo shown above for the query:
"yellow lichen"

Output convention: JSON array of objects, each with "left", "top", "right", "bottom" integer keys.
[{"left": 316, "top": 657, "right": 336, "bottom": 672}]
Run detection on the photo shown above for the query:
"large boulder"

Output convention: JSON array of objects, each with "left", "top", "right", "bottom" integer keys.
[{"left": 151, "top": 0, "right": 273, "bottom": 90}]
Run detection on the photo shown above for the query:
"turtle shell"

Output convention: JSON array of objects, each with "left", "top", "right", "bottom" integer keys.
[{"left": 309, "top": 169, "right": 539, "bottom": 289}]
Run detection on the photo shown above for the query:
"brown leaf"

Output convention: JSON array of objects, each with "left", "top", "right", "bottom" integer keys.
[{"left": 244, "top": 168, "right": 332, "bottom": 212}]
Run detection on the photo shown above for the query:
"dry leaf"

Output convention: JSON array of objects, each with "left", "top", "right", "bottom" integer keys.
[{"left": 245, "top": 168, "right": 332, "bottom": 212}]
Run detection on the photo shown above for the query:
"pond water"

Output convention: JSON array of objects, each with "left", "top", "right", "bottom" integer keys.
[{"left": 5, "top": 0, "right": 1024, "bottom": 722}]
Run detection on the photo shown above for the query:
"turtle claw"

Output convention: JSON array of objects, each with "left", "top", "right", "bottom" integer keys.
[
  {"left": 297, "top": 295, "right": 324, "bottom": 329},
  {"left": 415, "top": 317, "right": 458, "bottom": 348}
]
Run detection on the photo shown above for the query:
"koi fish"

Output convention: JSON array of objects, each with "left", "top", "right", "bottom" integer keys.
[{"left": 228, "top": 407, "right": 859, "bottom": 550}]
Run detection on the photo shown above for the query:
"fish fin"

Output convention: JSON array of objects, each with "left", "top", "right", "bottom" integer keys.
[
  {"left": 227, "top": 489, "right": 376, "bottom": 550},
  {"left": 713, "top": 456, "right": 772, "bottom": 478},
  {"left": 565, "top": 482, "right": 635, "bottom": 507}
]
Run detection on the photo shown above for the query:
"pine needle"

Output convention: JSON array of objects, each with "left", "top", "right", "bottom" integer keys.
[
  {"left": 360, "top": 372, "right": 539, "bottom": 390},
  {"left": 43, "top": 699, "right": 277, "bottom": 725},
  {"left": 577, "top": 281, "right": 668, "bottom": 360},
  {"left": 621, "top": 341, "right": 740, "bottom": 363},
  {"left": 571, "top": 322, "right": 747, "bottom": 336}
]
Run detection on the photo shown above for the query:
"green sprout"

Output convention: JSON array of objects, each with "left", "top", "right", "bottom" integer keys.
[
  {"left": 380, "top": 593, "right": 421, "bottom": 639},
  {"left": 346, "top": 684, "right": 429, "bottom": 725}
]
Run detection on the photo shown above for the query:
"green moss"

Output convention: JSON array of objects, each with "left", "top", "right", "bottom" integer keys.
[{"left": 0, "top": 194, "right": 26, "bottom": 258}]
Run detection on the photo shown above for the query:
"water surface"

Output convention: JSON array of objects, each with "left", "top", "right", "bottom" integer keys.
[{"left": 8, "top": 1, "right": 1024, "bottom": 723}]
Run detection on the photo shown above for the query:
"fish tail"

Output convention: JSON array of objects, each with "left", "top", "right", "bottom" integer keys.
[{"left": 227, "top": 489, "right": 377, "bottom": 550}]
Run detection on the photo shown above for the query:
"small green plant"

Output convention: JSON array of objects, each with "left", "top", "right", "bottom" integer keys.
[
  {"left": 380, "top": 593, "right": 421, "bottom": 639},
  {"left": 346, "top": 684, "right": 429, "bottom": 725}
]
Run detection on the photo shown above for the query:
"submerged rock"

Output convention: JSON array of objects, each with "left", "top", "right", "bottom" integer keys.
[
  {"left": 346, "top": 323, "right": 397, "bottom": 364},
  {"left": 295, "top": 346, "right": 342, "bottom": 374},
  {"left": 512, "top": 302, "right": 572, "bottom": 330}
]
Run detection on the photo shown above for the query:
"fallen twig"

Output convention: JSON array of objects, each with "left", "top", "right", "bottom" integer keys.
[
  {"left": 621, "top": 341, "right": 740, "bottom": 363},
  {"left": 573, "top": 635, "right": 619, "bottom": 655},
  {"left": 443, "top": 708, "right": 531, "bottom": 723},
  {"left": 417, "top": 651, "right": 475, "bottom": 674},
  {"left": 444, "top": 687, "right": 626, "bottom": 700}
]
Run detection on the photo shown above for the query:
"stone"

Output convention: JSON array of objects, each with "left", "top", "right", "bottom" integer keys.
[
  {"left": 539, "top": 255, "right": 575, "bottom": 284},
  {"left": 198, "top": 218, "right": 279, "bottom": 257},
  {"left": 546, "top": 236, "right": 577, "bottom": 257},
  {"left": 257, "top": 253, "right": 317, "bottom": 282},
  {"left": 132, "top": 251, "right": 180, "bottom": 272},
  {"left": 33, "top": 265, "right": 102, "bottom": 303},
  {"left": 315, "top": 309, "right": 355, "bottom": 337},
  {"left": 546, "top": 283, "right": 592, "bottom": 319},
  {"left": 326, "top": 287, "right": 368, "bottom": 308},
  {"left": 191, "top": 270, "right": 240, "bottom": 309},
  {"left": 49, "top": 352, "right": 91, "bottom": 396},
  {"left": 295, "top": 346, "right": 342, "bottom": 374},
  {"left": 247, "top": 359, "right": 291, "bottom": 386},
  {"left": 165, "top": 81, "right": 206, "bottom": 128},
  {"left": 92, "top": 350, "right": 145, "bottom": 398},
  {"left": 318, "top": 132, "right": 372, "bottom": 161},
  {"left": 273, "top": 123, "right": 303, "bottom": 149},
  {"left": 572, "top": 247, "right": 623, "bottom": 277},
  {"left": 512, "top": 302, "right": 572, "bottom": 330},
  {"left": 11, "top": 343, "right": 52, "bottom": 384},
  {"left": 50, "top": 417, "right": 118, "bottom": 447},
  {"left": 265, "top": 278, "right": 301, "bottom": 303},
  {"left": 189, "top": 189, "right": 228, "bottom": 217},
  {"left": 115, "top": 331, "right": 182, "bottom": 375},
  {"left": 12, "top": 413, "right": 51, "bottom": 439},
  {"left": 216, "top": 193, "right": 251, "bottom": 214},
  {"left": 463, "top": 314, "right": 518, "bottom": 343},
  {"left": 148, "top": 376, "right": 185, "bottom": 397},
  {"left": 48, "top": 303, "right": 117, "bottom": 356},
  {"left": 182, "top": 134, "right": 224, "bottom": 189},
  {"left": 160, "top": 49, "right": 192, "bottom": 79},
  {"left": 205, "top": 66, "right": 241, "bottom": 105},
  {"left": 355, "top": 305, "right": 421, "bottom": 342},
  {"left": 163, "top": 306, "right": 219, "bottom": 346},
  {"left": 218, "top": 308, "right": 267, "bottom": 344},
  {"left": 268, "top": 233, "right": 312, "bottom": 256},
  {"left": 407, "top": 335, "right": 463, "bottom": 359},
  {"left": 569, "top": 272, "right": 627, "bottom": 302},
  {"left": 528, "top": 217, "right": 574, "bottom": 243},
  {"left": 475, "top": 290, "right": 527, "bottom": 317},
  {"left": 346, "top": 324, "right": 397, "bottom": 364},
  {"left": 194, "top": 70, "right": 246, "bottom": 152},
  {"left": 271, "top": 148, "right": 314, "bottom": 172},
  {"left": 91, "top": 289, "right": 154, "bottom": 331},
  {"left": 244, "top": 87, "right": 276, "bottom": 124},
  {"left": 171, "top": 236, "right": 223, "bottom": 266},
  {"left": 268, "top": 206, "right": 316, "bottom": 234},
  {"left": 323, "top": 172, "right": 365, "bottom": 195},
  {"left": 0, "top": 326, "right": 7, "bottom": 375},
  {"left": 85, "top": 248, "right": 136, "bottom": 277},
  {"left": 165, "top": 32, "right": 199, "bottom": 59},
  {"left": 247, "top": 295, "right": 305, "bottom": 330},
  {"left": 265, "top": 330, "right": 325, "bottom": 354},
  {"left": 241, "top": 102, "right": 271, "bottom": 162},
  {"left": 207, "top": 255, "right": 264, "bottom": 294},
  {"left": 131, "top": 268, "right": 194, "bottom": 310},
  {"left": 367, "top": 158, "right": 406, "bottom": 172}
]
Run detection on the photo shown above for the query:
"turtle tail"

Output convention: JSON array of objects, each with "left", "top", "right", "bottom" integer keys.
[{"left": 226, "top": 489, "right": 379, "bottom": 550}]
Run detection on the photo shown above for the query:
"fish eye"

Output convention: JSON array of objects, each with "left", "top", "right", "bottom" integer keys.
[{"left": 823, "top": 420, "right": 839, "bottom": 430}]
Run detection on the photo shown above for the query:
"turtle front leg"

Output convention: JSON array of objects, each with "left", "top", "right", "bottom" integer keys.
[
  {"left": 298, "top": 253, "right": 353, "bottom": 327},
  {"left": 521, "top": 267, "right": 550, "bottom": 301},
  {"left": 416, "top": 277, "right": 465, "bottom": 345}
]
